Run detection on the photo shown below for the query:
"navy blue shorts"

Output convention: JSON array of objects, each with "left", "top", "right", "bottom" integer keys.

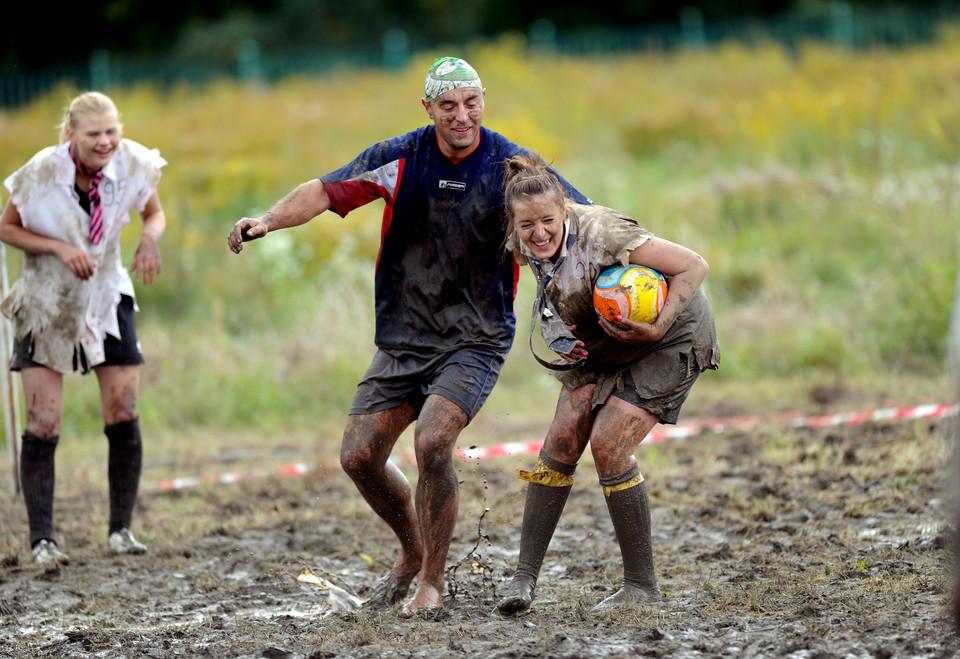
[
  {"left": 10, "top": 294, "right": 144, "bottom": 375},
  {"left": 349, "top": 345, "right": 506, "bottom": 423}
]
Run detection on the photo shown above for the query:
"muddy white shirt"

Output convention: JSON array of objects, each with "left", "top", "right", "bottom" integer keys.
[{"left": 2, "top": 139, "right": 166, "bottom": 373}]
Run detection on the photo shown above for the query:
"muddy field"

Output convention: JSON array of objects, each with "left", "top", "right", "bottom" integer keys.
[{"left": 0, "top": 394, "right": 956, "bottom": 658}]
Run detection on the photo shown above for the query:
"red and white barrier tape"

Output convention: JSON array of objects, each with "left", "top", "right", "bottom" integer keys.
[
  {"left": 143, "top": 402, "right": 958, "bottom": 490},
  {"left": 144, "top": 463, "right": 311, "bottom": 491},
  {"left": 457, "top": 402, "right": 959, "bottom": 460}
]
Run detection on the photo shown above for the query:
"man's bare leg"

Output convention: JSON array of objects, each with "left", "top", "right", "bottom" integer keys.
[
  {"left": 399, "top": 395, "right": 468, "bottom": 617},
  {"left": 340, "top": 404, "right": 422, "bottom": 608}
]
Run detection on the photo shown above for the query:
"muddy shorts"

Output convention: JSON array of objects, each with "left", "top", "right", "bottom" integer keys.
[
  {"left": 349, "top": 345, "right": 506, "bottom": 422},
  {"left": 554, "top": 345, "right": 708, "bottom": 425},
  {"left": 10, "top": 295, "right": 144, "bottom": 374},
  {"left": 605, "top": 367, "right": 699, "bottom": 424}
]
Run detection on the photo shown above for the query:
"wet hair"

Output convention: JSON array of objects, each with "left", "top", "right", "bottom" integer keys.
[
  {"left": 58, "top": 91, "right": 121, "bottom": 144},
  {"left": 502, "top": 153, "right": 568, "bottom": 260}
]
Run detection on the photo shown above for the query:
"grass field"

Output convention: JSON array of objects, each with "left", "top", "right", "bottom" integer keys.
[{"left": 0, "top": 35, "right": 957, "bottom": 438}]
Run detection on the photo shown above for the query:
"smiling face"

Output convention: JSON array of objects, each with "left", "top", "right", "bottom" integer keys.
[
  {"left": 67, "top": 111, "right": 121, "bottom": 172},
  {"left": 422, "top": 86, "right": 484, "bottom": 159},
  {"left": 511, "top": 193, "right": 567, "bottom": 261}
]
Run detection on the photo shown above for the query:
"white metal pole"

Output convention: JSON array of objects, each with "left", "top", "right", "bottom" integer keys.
[{"left": 0, "top": 240, "right": 21, "bottom": 494}]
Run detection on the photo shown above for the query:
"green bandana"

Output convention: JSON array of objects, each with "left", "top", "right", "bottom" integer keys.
[{"left": 424, "top": 57, "right": 483, "bottom": 102}]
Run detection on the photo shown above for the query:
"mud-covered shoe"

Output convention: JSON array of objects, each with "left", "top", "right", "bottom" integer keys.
[
  {"left": 590, "top": 583, "right": 662, "bottom": 612},
  {"left": 496, "top": 575, "right": 536, "bottom": 615},
  {"left": 32, "top": 539, "right": 70, "bottom": 566},
  {"left": 108, "top": 528, "right": 147, "bottom": 555},
  {"left": 363, "top": 573, "right": 412, "bottom": 609}
]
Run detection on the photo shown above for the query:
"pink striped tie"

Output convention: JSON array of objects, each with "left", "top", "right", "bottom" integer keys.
[{"left": 70, "top": 143, "right": 105, "bottom": 244}]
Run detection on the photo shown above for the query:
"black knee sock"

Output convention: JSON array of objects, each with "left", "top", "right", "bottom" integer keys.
[
  {"left": 600, "top": 464, "right": 659, "bottom": 592},
  {"left": 20, "top": 431, "right": 59, "bottom": 547},
  {"left": 513, "top": 451, "right": 578, "bottom": 583},
  {"left": 105, "top": 417, "right": 143, "bottom": 535}
]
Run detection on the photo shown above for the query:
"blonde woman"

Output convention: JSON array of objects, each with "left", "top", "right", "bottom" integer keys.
[
  {"left": 497, "top": 153, "right": 719, "bottom": 613},
  {"left": 0, "top": 91, "right": 166, "bottom": 565}
]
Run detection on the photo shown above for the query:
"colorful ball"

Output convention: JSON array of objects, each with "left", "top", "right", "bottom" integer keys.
[{"left": 593, "top": 265, "right": 667, "bottom": 324}]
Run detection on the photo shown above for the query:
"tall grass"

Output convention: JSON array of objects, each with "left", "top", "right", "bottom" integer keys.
[{"left": 0, "top": 34, "right": 957, "bottom": 438}]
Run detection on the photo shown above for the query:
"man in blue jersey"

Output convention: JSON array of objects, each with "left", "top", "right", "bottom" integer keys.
[{"left": 228, "top": 57, "right": 589, "bottom": 617}]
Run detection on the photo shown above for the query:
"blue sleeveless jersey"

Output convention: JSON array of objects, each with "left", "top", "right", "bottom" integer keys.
[{"left": 321, "top": 125, "right": 589, "bottom": 355}]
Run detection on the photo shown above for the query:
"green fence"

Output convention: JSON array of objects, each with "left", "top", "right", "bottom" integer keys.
[{"left": 2, "top": 3, "right": 957, "bottom": 108}]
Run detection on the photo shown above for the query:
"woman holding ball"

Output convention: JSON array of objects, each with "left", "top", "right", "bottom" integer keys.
[
  {"left": 0, "top": 91, "right": 166, "bottom": 565},
  {"left": 496, "top": 152, "right": 719, "bottom": 614}
]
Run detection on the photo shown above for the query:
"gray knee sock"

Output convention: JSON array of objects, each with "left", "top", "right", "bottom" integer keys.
[
  {"left": 513, "top": 451, "right": 578, "bottom": 583},
  {"left": 599, "top": 464, "right": 659, "bottom": 592}
]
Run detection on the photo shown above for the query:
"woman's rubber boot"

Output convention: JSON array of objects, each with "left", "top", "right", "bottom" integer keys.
[
  {"left": 593, "top": 463, "right": 662, "bottom": 611},
  {"left": 497, "top": 451, "right": 576, "bottom": 615}
]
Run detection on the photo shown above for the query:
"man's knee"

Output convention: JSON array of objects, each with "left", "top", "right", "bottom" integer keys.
[
  {"left": 340, "top": 422, "right": 373, "bottom": 477},
  {"left": 340, "top": 448, "right": 371, "bottom": 478},
  {"left": 413, "top": 438, "right": 457, "bottom": 474},
  {"left": 413, "top": 427, "right": 461, "bottom": 474},
  {"left": 339, "top": 409, "right": 410, "bottom": 477}
]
